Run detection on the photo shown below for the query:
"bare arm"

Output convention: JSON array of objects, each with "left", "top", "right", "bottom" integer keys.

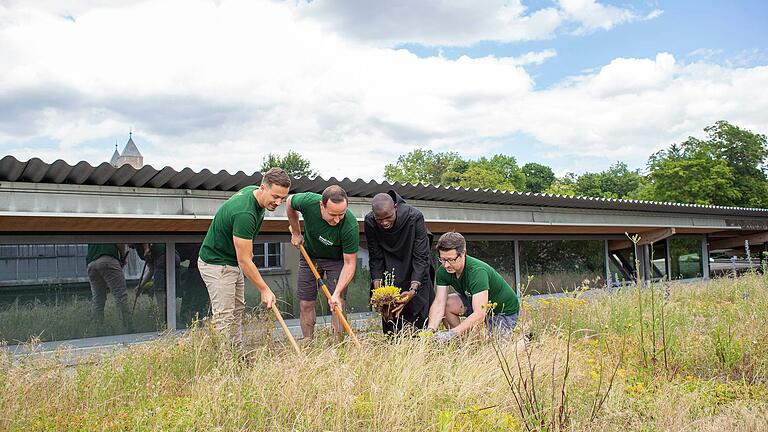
[
  {"left": 233, "top": 236, "right": 276, "bottom": 308},
  {"left": 426, "top": 284, "right": 449, "bottom": 330},
  {"left": 334, "top": 252, "right": 357, "bottom": 295},
  {"left": 449, "top": 290, "right": 489, "bottom": 336},
  {"left": 286, "top": 195, "right": 303, "bottom": 247}
]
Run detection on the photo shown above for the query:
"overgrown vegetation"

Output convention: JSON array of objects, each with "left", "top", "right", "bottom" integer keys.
[{"left": 2, "top": 274, "right": 767, "bottom": 431}]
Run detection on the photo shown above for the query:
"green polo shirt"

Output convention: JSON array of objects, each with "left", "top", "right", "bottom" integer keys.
[
  {"left": 86, "top": 244, "right": 120, "bottom": 264},
  {"left": 290, "top": 192, "right": 359, "bottom": 260},
  {"left": 199, "top": 186, "right": 265, "bottom": 266},
  {"left": 436, "top": 255, "right": 519, "bottom": 315}
]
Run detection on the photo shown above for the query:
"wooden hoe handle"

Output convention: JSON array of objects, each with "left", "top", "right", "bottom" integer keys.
[
  {"left": 295, "top": 241, "right": 362, "bottom": 349},
  {"left": 271, "top": 304, "right": 302, "bottom": 356}
]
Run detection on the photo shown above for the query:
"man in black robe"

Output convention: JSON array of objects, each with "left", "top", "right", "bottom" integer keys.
[{"left": 364, "top": 190, "right": 435, "bottom": 334}]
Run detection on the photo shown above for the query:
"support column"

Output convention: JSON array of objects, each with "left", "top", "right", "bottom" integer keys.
[
  {"left": 165, "top": 241, "right": 176, "bottom": 331},
  {"left": 701, "top": 236, "right": 710, "bottom": 279},
  {"left": 514, "top": 240, "right": 521, "bottom": 298}
]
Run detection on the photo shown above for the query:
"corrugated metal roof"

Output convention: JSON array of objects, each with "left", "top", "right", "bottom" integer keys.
[{"left": 1, "top": 155, "right": 768, "bottom": 217}]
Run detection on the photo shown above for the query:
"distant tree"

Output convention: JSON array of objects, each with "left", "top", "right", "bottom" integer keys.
[
  {"left": 574, "top": 162, "right": 643, "bottom": 199},
  {"left": 643, "top": 121, "right": 768, "bottom": 206},
  {"left": 522, "top": 162, "right": 556, "bottom": 193},
  {"left": 544, "top": 172, "right": 577, "bottom": 196},
  {"left": 385, "top": 150, "right": 525, "bottom": 191},
  {"left": 384, "top": 150, "right": 467, "bottom": 185},
  {"left": 460, "top": 155, "right": 526, "bottom": 191},
  {"left": 261, "top": 150, "right": 317, "bottom": 178}
]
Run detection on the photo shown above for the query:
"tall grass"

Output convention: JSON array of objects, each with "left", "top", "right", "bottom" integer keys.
[{"left": 2, "top": 275, "right": 767, "bottom": 431}]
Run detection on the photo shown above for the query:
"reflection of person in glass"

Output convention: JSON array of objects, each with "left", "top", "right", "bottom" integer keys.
[
  {"left": 176, "top": 243, "right": 209, "bottom": 327},
  {"left": 143, "top": 243, "right": 180, "bottom": 321},
  {"left": 364, "top": 191, "right": 435, "bottom": 334},
  {"left": 426, "top": 232, "right": 520, "bottom": 343},
  {"left": 86, "top": 243, "right": 133, "bottom": 331},
  {"left": 198, "top": 168, "right": 291, "bottom": 347}
]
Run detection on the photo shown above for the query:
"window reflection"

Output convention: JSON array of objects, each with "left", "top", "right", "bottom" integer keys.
[{"left": 520, "top": 240, "right": 605, "bottom": 294}]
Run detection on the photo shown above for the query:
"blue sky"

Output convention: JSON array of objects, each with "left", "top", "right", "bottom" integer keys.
[
  {"left": 400, "top": 1, "right": 768, "bottom": 89},
  {"left": 0, "top": 0, "right": 766, "bottom": 180}
]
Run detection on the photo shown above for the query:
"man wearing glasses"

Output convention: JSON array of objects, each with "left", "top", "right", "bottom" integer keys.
[{"left": 426, "top": 232, "right": 520, "bottom": 342}]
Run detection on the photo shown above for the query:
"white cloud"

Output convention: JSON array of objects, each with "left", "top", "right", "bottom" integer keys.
[
  {"left": 557, "top": 0, "right": 654, "bottom": 34},
  {"left": 295, "top": 0, "right": 656, "bottom": 47},
  {"left": 0, "top": 0, "right": 766, "bottom": 181},
  {"left": 510, "top": 49, "right": 558, "bottom": 66}
]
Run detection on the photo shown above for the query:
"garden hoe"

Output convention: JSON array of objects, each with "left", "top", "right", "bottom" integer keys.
[
  {"left": 131, "top": 259, "right": 149, "bottom": 313},
  {"left": 271, "top": 304, "right": 302, "bottom": 356}
]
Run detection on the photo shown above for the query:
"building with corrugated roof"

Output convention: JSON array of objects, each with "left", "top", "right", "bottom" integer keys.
[{"left": 1, "top": 154, "right": 766, "bottom": 350}]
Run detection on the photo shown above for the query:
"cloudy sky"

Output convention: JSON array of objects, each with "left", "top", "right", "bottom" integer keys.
[{"left": 1, "top": 0, "right": 766, "bottom": 180}]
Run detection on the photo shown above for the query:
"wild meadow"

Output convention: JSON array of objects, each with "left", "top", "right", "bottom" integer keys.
[{"left": 1, "top": 272, "right": 767, "bottom": 431}]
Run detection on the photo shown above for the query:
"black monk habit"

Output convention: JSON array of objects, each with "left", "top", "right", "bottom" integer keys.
[{"left": 364, "top": 190, "right": 435, "bottom": 333}]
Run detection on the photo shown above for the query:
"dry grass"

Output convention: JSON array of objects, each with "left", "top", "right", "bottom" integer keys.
[{"left": 1, "top": 274, "right": 767, "bottom": 431}]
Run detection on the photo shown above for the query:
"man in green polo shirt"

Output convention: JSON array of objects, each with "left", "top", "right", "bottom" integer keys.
[
  {"left": 287, "top": 185, "right": 359, "bottom": 339},
  {"left": 198, "top": 167, "right": 291, "bottom": 346},
  {"left": 427, "top": 232, "right": 520, "bottom": 342}
]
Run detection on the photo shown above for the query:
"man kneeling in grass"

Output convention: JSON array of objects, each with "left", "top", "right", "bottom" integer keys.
[{"left": 427, "top": 232, "right": 520, "bottom": 342}]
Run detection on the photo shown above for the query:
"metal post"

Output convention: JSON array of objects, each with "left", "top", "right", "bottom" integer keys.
[
  {"left": 514, "top": 240, "right": 522, "bottom": 298},
  {"left": 165, "top": 240, "right": 176, "bottom": 331},
  {"left": 665, "top": 239, "right": 671, "bottom": 281},
  {"left": 701, "top": 235, "right": 710, "bottom": 280},
  {"left": 604, "top": 240, "right": 610, "bottom": 288},
  {"left": 640, "top": 244, "right": 650, "bottom": 285}
]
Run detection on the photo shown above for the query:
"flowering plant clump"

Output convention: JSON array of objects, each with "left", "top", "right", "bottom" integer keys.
[{"left": 371, "top": 271, "right": 402, "bottom": 319}]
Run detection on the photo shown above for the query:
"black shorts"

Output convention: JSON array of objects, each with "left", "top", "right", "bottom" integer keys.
[{"left": 297, "top": 257, "right": 346, "bottom": 302}]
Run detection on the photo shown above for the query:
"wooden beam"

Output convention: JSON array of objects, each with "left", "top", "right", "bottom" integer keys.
[
  {"left": 608, "top": 228, "right": 676, "bottom": 251},
  {"left": 709, "top": 232, "right": 768, "bottom": 250}
]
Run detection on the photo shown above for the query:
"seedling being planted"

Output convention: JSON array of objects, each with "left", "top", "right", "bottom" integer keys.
[{"left": 371, "top": 271, "right": 403, "bottom": 320}]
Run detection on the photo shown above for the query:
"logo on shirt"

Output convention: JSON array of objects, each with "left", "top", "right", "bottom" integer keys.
[{"left": 318, "top": 235, "right": 334, "bottom": 246}]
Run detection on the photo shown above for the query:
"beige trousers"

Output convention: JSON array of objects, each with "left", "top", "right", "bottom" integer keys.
[{"left": 198, "top": 258, "right": 245, "bottom": 346}]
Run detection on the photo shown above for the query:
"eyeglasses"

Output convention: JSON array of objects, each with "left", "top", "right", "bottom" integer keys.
[{"left": 438, "top": 253, "right": 463, "bottom": 264}]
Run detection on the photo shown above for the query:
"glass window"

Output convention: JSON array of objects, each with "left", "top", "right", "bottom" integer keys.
[
  {"left": 175, "top": 243, "right": 210, "bottom": 329},
  {"left": 0, "top": 242, "right": 166, "bottom": 345},
  {"left": 466, "top": 240, "right": 516, "bottom": 288},
  {"left": 252, "top": 242, "right": 282, "bottom": 270},
  {"left": 608, "top": 246, "right": 636, "bottom": 285},
  {"left": 651, "top": 241, "right": 668, "bottom": 280},
  {"left": 669, "top": 235, "right": 703, "bottom": 279},
  {"left": 519, "top": 240, "right": 606, "bottom": 295}
]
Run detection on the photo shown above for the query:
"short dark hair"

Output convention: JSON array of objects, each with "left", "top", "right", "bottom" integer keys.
[
  {"left": 262, "top": 167, "right": 291, "bottom": 189},
  {"left": 436, "top": 232, "right": 466, "bottom": 255},
  {"left": 321, "top": 185, "right": 348, "bottom": 206}
]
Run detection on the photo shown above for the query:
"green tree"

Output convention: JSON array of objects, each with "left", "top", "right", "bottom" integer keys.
[
  {"left": 459, "top": 155, "right": 526, "bottom": 191},
  {"left": 261, "top": 150, "right": 317, "bottom": 178},
  {"left": 545, "top": 172, "right": 577, "bottom": 196},
  {"left": 573, "top": 162, "right": 643, "bottom": 199},
  {"left": 384, "top": 150, "right": 467, "bottom": 185},
  {"left": 522, "top": 162, "right": 556, "bottom": 193},
  {"left": 642, "top": 149, "right": 739, "bottom": 205},
  {"left": 643, "top": 121, "right": 768, "bottom": 206}
]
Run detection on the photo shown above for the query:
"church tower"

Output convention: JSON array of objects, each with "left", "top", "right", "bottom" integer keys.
[{"left": 114, "top": 131, "right": 144, "bottom": 169}]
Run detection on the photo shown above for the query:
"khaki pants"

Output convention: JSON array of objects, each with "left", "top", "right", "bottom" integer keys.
[
  {"left": 198, "top": 258, "right": 245, "bottom": 346},
  {"left": 87, "top": 255, "right": 133, "bottom": 331}
]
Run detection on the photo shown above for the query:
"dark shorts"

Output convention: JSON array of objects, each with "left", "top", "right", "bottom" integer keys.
[
  {"left": 459, "top": 294, "right": 519, "bottom": 335},
  {"left": 297, "top": 257, "right": 346, "bottom": 302}
]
